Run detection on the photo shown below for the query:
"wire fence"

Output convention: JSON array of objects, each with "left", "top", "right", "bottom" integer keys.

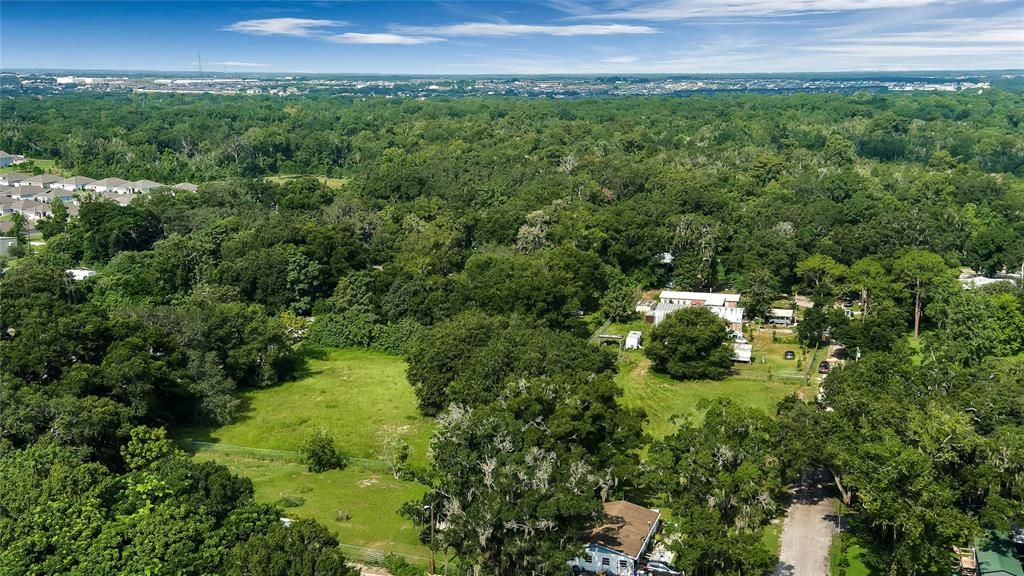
[{"left": 176, "top": 439, "right": 392, "bottom": 472}]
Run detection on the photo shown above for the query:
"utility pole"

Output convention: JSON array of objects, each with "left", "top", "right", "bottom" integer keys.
[
  {"left": 197, "top": 51, "right": 203, "bottom": 74},
  {"left": 425, "top": 503, "right": 436, "bottom": 574}
]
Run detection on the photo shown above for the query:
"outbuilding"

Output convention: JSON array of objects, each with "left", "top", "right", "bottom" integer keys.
[{"left": 624, "top": 331, "right": 643, "bottom": 350}]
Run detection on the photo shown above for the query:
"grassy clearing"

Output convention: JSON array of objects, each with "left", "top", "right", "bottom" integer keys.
[
  {"left": 177, "top": 348, "right": 434, "bottom": 560},
  {"left": 265, "top": 174, "right": 347, "bottom": 190},
  {"left": 829, "top": 533, "right": 872, "bottom": 576},
  {"left": 193, "top": 452, "right": 429, "bottom": 560},
  {"left": 613, "top": 325, "right": 816, "bottom": 438},
  {"left": 0, "top": 158, "right": 60, "bottom": 174},
  {"left": 179, "top": 348, "right": 434, "bottom": 467},
  {"left": 761, "top": 522, "right": 783, "bottom": 557}
]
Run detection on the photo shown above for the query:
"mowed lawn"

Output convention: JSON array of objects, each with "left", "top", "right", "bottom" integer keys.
[
  {"left": 178, "top": 348, "right": 435, "bottom": 560},
  {"left": 265, "top": 174, "right": 347, "bottom": 190},
  {"left": 180, "top": 348, "right": 434, "bottom": 466},
  {"left": 614, "top": 325, "right": 818, "bottom": 438},
  {"left": 192, "top": 452, "right": 429, "bottom": 560}
]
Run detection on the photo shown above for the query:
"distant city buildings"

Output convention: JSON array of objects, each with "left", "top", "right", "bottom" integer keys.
[{"left": 0, "top": 71, "right": 997, "bottom": 99}]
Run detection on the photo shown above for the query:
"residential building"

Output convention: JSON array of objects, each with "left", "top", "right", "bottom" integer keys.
[
  {"left": 646, "top": 290, "right": 746, "bottom": 332},
  {"left": 128, "top": 179, "right": 165, "bottom": 193},
  {"left": 0, "top": 172, "right": 31, "bottom": 187},
  {"left": 569, "top": 500, "right": 661, "bottom": 576},
  {"left": 16, "top": 174, "right": 63, "bottom": 188},
  {"left": 4, "top": 186, "right": 47, "bottom": 200},
  {"left": 53, "top": 176, "right": 96, "bottom": 191},
  {"left": 0, "top": 151, "right": 26, "bottom": 167},
  {"left": 3, "top": 199, "right": 49, "bottom": 220},
  {"left": 85, "top": 177, "right": 132, "bottom": 194},
  {"left": 961, "top": 276, "right": 1015, "bottom": 289}
]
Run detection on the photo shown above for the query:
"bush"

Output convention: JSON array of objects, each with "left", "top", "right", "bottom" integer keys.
[
  {"left": 306, "top": 309, "right": 376, "bottom": 348},
  {"left": 372, "top": 318, "right": 426, "bottom": 355},
  {"left": 302, "top": 429, "right": 347, "bottom": 473},
  {"left": 382, "top": 554, "right": 424, "bottom": 576}
]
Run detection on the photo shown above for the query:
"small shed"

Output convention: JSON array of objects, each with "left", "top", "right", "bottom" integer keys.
[{"left": 624, "top": 331, "right": 642, "bottom": 350}]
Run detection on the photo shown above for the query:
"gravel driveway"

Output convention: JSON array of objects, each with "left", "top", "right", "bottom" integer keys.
[{"left": 774, "top": 483, "right": 838, "bottom": 576}]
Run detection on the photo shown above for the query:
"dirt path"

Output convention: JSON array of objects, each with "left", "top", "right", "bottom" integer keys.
[{"left": 774, "top": 483, "right": 838, "bottom": 576}]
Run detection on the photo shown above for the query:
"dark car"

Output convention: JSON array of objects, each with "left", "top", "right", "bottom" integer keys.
[
  {"left": 644, "top": 561, "right": 683, "bottom": 576},
  {"left": 784, "top": 350, "right": 796, "bottom": 360},
  {"left": 818, "top": 361, "right": 831, "bottom": 374}
]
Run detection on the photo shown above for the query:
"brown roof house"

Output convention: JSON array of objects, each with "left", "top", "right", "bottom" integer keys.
[{"left": 569, "top": 501, "right": 661, "bottom": 576}]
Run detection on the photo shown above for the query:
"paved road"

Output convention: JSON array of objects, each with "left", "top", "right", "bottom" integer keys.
[{"left": 774, "top": 483, "right": 837, "bottom": 576}]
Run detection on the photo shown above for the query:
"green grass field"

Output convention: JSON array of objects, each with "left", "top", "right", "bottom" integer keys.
[
  {"left": 193, "top": 452, "right": 429, "bottom": 560},
  {"left": 179, "top": 348, "right": 434, "bottom": 466},
  {"left": 265, "top": 174, "right": 347, "bottom": 190},
  {"left": 612, "top": 324, "right": 817, "bottom": 438},
  {"left": 177, "top": 348, "right": 434, "bottom": 560},
  {"left": 0, "top": 158, "right": 60, "bottom": 174}
]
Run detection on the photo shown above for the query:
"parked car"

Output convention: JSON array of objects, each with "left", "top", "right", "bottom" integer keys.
[
  {"left": 784, "top": 350, "right": 796, "bottom": 360},
  {"left": 644, "top": 561, "right": 683, "bottom": 576},
  {"left": 818, "top": 361, "right": 831, "bottom": 374}
]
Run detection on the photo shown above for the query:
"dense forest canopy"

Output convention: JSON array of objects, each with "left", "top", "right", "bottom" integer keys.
[{"left": 1, "top": 90, "right": 1023, "bottom": 575}]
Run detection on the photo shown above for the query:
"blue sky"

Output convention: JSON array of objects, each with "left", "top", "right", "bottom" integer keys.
[{"left": 1, "top": 1, "right": 1022, "bottom": 73}]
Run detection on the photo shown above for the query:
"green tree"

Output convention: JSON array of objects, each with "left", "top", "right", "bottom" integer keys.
[
  {"left": 416, "top": 374, "right": 644, "bottom": 576},
  {"left": 740, "top": 267, "right": 779, "bottom": 320},
  {"left": 302, "top": 429, "right": 346, "bottom": 473},
  {"left": 644, "top": 399, "right": 783, "bottom": 576},
  {"left": 36, "top": 198, "right": 69, "bottom": 239},
  {"left": 796, "top": 254, "right": 847, "bottom": 295},
  {"left": 224, "top": 519, "right": 359, "bottom": 576},
  {"left": 893, "top": 249, "right": 950, "bottom": 338},
  {"left": 646, "top": 307, "right": 733, "bottom": 380}
]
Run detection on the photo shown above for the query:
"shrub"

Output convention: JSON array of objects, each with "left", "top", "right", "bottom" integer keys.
[
  {"left": 306, "top": 309, "right": 375, "bottom": 349},
  {"left": 372, "top": 318, "right": 426, "bottom": 355},
  {"left": 302, "top": 429, "right": 347, "bottom": 473},
  {"left": 382, "top": 554, "right": 424, "bottom": 576}
]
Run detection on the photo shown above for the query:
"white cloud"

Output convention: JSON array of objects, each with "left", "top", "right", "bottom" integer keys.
[
  {"left": 602, "top": 55, "right": 640, "bottom": 63},
  {"left": 223, "top": 18, "right": 347, "bottom": 37},
  {"left": 392, "top": 22, "right": 658, "bottom": 36},
  {"left": 216, "top": 61, "right": 270, "bottom": 68},
  {"left": 570, "top": 0, "right": 959, "bottom": 21},
  {"left": 328, "top": 33, "right": 444, "bottom": 45}
]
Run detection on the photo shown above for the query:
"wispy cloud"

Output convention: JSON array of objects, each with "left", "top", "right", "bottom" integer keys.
[
  {"left": 223, "top": 18, "right": 347, "bottom": 37},
  {"left": 216, "top": 61, "right": 270, "bottom": 67},
  {"left": 392, "top": 22, "right": 658, "bottom": 36},
  {"left": 602, "top": 55, "right": 640, "bottom": 63},
  {"left": 328, "top": 33, "right": 444, "bottom": 45},
  {"left": 567, "top": 0, "right": 959, "bottom": 21}
]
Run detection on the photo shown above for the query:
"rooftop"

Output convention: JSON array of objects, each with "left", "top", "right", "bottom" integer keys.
[{"left": 584, "top": 500, "right": 660, "bottom": 560}]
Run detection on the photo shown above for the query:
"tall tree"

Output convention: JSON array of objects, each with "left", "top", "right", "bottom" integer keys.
[{"left": 893, "top": 249, "right": 950, "bottom": 338}]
